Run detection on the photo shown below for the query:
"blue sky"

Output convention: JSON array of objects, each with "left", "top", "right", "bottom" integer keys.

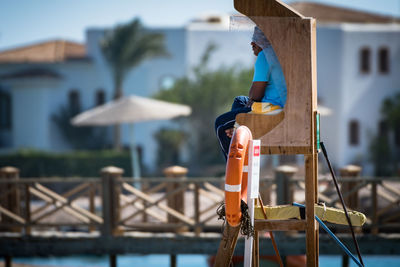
[{"left": 0, "top": 0, "right": 399, "bottom": 50}]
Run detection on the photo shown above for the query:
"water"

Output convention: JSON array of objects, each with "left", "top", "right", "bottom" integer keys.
[{"left": 12, "top": 255, "right": 400, "bottom": 267}]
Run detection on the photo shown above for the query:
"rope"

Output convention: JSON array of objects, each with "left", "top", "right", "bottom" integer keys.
[
  {"left": 320, "top": 142, "right": 364, "bottom": 267},
  {"left": 216, "top": 200, "right": 254, "bottom": 239},
  {"left": 258, "top": 194, "right": 284, "bottom": 267}
]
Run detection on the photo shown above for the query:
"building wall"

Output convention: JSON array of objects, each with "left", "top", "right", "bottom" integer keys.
[
  {"left": 316, "top": 26, "right": 345, "bottom": 166},
  {"left": 317, "top": 23, "right": 400, "bottom": 173}
]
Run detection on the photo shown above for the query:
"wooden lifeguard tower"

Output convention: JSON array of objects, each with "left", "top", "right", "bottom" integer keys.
[{"left": 215, "top": 0, "right": 319, "bottom": 266}]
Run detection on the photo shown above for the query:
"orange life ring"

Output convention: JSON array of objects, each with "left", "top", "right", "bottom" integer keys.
[{"left": 225, "top": 125, "right": 253, "bottom": 227}]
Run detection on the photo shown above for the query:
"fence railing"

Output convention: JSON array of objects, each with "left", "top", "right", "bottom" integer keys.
[{"left": 0, "top": 165, "right": 399, "bottom": 236}]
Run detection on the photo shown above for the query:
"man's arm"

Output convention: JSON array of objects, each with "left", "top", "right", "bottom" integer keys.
[{"left": 247, "top": 81, "right": 267, "bottom": 107}]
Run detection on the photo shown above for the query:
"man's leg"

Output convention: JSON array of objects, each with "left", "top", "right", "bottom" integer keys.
[
  {"left": 231, "top": 96, "right": 250, "bottom": 110},
  {"left": 215, "top": 106, "right": 251, "bottom": 160}
]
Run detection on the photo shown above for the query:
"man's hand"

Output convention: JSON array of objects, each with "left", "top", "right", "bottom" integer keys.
[
  {"left": 246, "top": 98, "right": 254, "bottom": 108},
  {"left": 225, "top": 128, "right": 234, "bottom": 138}
]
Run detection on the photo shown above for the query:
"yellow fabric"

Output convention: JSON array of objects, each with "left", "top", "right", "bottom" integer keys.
[
  {"left": 254, "top": 204, "right": 366, "bottom": 227},
  {"left": 251, "top": 102, "right": 282, "bottom": 114}
]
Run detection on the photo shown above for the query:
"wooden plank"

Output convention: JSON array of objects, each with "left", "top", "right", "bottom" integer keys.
[
  {"left": 377, "top": 199, "right": 400, "bottom": 217},
  {"left": 123, "top": 183, "right": 189, "bottom": 222},
  {"left": 120, "top": 182, "right": 169, "bottom": 209},
  {"left": 34, "top": 183, "right": 103, "bottom": 223},
  {"left": 31, "top": 182, "right": 90, "bottom": 216},
  {"left": 0, "top": 205, "right": 25, "bottom": 224},
  {"left": 28, "top": 187, "right": 90, "bottom": 224},
  {"left": 214, "top": 224, "right": 241, "bottom": 267},
  {"left": 236, "top": 111, "right": 285, "bottom": 140},
  {"left": 204, "top": 182, "right": 224, "bottom": 197},
  {"left": 382, "top": 182, "right": 400, "bottom": 197},
  {"left": 120, "top": 197, "right": 166, "bottom": 224},
  {"left": 305, "top": 154, "right": 317, "bottom": 267},
  {"left": 254, "top": 219, "right": 306, "bottom": 231},
  {"left": 328, "top": 181, "right": 368, "bottom": 206},
  {"left": 260, "top": 146, "right": 313, "bottom": 155},
  {"left": 234, "top": 0, "right": 304, "bottom": 18},
  {"left": 122, "top": 183, "right": 195, "bottom": 225},
  {"left": 198, "top": 188, "right": 224, "bottom": 203}
]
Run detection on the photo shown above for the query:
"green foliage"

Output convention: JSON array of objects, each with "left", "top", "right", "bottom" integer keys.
[
  {"left": 369, "top": 136, "right": 394, "bottom": 176},
  {"left": 0, "top": 149, "right": 131, "bottom": 177},
  {"left": 381, "top": 93, "right": 400, "bottom": 129},
  {"left": 370, "top": 92, "right": 400, "bottom": 176},
  {"left": 52, "top": 105, "right": 108, "bottom": 150},
  {"left": 101, "top": 18, "right": 168, "bottom": 98},
  {"left": 153, "top": 128, "right": 187, "bottom": 172},
  {"left": 155, "top": 44, "right": 253, "bottom": 173}
]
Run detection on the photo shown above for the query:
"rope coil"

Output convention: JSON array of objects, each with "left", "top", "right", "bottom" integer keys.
[{"left": 216, "top": 200, "right": 254, "bottom": 239}]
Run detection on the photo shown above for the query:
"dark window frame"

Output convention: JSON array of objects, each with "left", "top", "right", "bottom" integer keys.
[
  {"left": 68, "top": 90, "right": 81, "bottom": 113},
  {"left": 349, "top": 120, "right": 360, "bottom": 146},
  {"left": 378, "top": 47, "right": 390, "bottom": 74},
  {"left": 95, "top": 89, "right": 106, "bottom": 106},
  {"left": 0, "top": 91, "right": 12, "bottom": 130},
  {"left": 360, "top": 47, "right": 371, "bottom": 74}
]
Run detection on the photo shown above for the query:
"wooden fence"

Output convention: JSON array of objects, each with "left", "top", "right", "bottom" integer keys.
[{"left": 0, "top": 165, "right": 399, "bottom": 236}]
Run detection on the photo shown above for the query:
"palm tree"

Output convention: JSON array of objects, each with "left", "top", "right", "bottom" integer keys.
[{"left": 101, "top": 18, "right": 167, "bottom": 149}]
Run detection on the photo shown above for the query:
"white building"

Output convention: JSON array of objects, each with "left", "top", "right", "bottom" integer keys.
[
  {"left": 0, "top": 2, "right": 399, "bottom": 174},
  {"left": 291, "top": 2, "right": 400, "bottom": 173}
]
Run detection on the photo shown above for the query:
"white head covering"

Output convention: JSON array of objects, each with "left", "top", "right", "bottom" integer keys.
[{"left": 252, "top": 26, "right": 271, "bottom": 50}]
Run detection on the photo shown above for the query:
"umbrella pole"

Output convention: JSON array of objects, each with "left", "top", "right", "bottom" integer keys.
[{"left": 130, "top": 124, "right": 141, "bottom": 188}]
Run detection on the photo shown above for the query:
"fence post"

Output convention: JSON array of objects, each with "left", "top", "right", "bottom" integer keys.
[
  {"left": 194, "top": 182, "right": 201, "bottom": 235},
  {"left": 340, "top": 165, "right": 361, "bottom": 210},
  {"left": 164, "top": 166, "right": 188, "bottom": 223},
  {"left": 0, "top": 166, "right": 21, "bottom": 233},
  {"left": 101, "top": 166, "right": 123, "bottom": 236},
  {"left": 275, "top": 165, "right": 298, "bottom": 205},
  {"left": 371, "top": 181, "right": 378, "bottom": 235}
]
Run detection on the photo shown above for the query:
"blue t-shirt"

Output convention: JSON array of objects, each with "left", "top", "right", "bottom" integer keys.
[{"left": 252, "top": 50, "right": 287, "bottom": 108}]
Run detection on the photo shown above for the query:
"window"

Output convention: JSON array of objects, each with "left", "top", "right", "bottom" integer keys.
[
  {"left": 69, "top": 90, "right": 81, "bottom": 113},
  {"left": 360, "top": 47, "right": 371, "bottom": 73},
  {"left": 395, "top": 124, "right": 400, "bottom": 147},
  {"left": 349, "top": 120, "right": 360, "bottom": 146},
  {"left": 378, "top": 47, "right": 389, "bottom": 74},
  {"left": 95, "top": 90, "right": 105, "bottom": 106},
  {"left": 378, "top": 120, "right": 388, "bottom": 138},
  {"left": 0, "top": 91, "right": 11, "bottom": 130}
]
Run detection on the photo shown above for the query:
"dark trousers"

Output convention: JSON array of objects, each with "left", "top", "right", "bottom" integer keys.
[{"left": 215, "top": 96, "right": 251, "bottom": 160}]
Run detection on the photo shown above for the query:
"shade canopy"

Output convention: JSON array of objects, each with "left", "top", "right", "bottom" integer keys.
[{"left": 71, "top": 95, "right": 191, "bottom": 126}]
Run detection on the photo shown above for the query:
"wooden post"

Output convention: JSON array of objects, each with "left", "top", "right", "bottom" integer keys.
[
  {"left": 305, "top": 154, "right": 317, "bottom": 267},
  {"left": 213, "top": 224, "right": 241, "bottom": 267},
  {"left": 275, "top": 165, "right": 298, "bottom": 205},
  {"left": 89, "top": 182, "right": 96, "bottom": 233},
  {"left": 163, "top": 166, "right": 188, "bottom": 224},
  {"left": 194, "top": 183, "right": 201, "bottom": 235},
  {"left": 371, "top": 181, "right": 378, "bottom": 235},
  {"left": 141, "top": 181, "right": 149, "bottom": 223},
  {"left": 342, "top": 255, "right": 349, "bottom": 267},
  {"left": 170, "top": 254, "right": 177, "bottom": 267},
  {"left": 101, "top": 166, "right": 124, "bottom": 236},
  {"left": 24, "top": 183, "right": 31, "bottom": 235},
  {"left": 340, "top": 165, "right": 361, "bottom": 210},
  {"left": 0, "top": 166, "right": 21, "bottom": 233},
  {"left": 109, "top": 254, "right": 117, "bottom": 267},
  {"left": 5, "top": 255, "right": 12, "bottom": 267}
]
